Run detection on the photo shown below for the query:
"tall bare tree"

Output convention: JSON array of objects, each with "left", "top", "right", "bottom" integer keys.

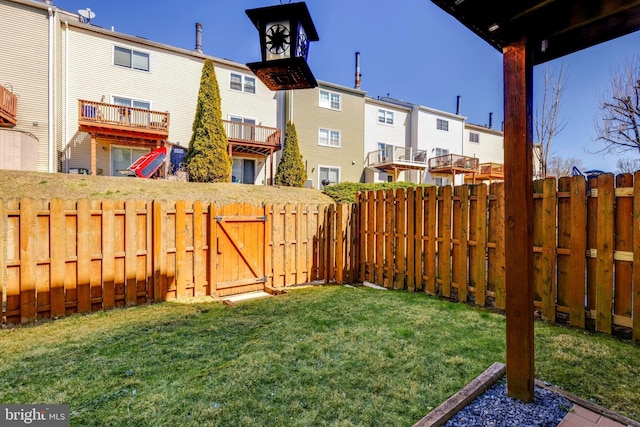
[
  {"left": 616, "top": 157, "right": 640, "bottom": 174},
  {"left": 547, "top": 156, "right": 584, "bottom": 178},
  {"left": 534, "top": 63, "right": 569, "bottom": 178},
  {"left": 594, "top": 54, "right": 640, "bottom": 154}
]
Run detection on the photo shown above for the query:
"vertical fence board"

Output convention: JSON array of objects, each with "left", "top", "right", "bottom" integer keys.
[
  {"left": 586, "top": 176, "right": 598, "bottom": 314},
  {"left": 395, "top": 189, "right": 406, "bottom": 290},
  {"left": 439, "top": 186, "right": 452, "bottom": 298},
  {"left": 424, "top": 187, "right": 437, "bottom": 295},
  {"left": 489, "top": 183, "right": 506, "bottom": 309},
  {"left": 175, "top": 201, "right": 187, "bottom": 298},
  {"left": 414, "top": 187, "right": 424, "bottom": 292},
  {"left": 102, "top": 200, "right": 115, "bottom": 309},
  {"left": 152, "top": 200, "right": 167, "bottom": 301},
  {"left": 384, "top": 189, "right": 395, "bottom": 289},
  {"left": 567, "top": 177, "right": 587, "bottom": 327},
  {"left": 614, "top": 174, "right": 633, "bottom": 319},
  {"left": 76, "top": 199, "right": 91, "bottom": 312},
  {"left": 536, "top": 179, "right": 557, "bottom": 321},
  {"left": 19, "top": 198, "right": 36, "bottom": 323},
  {"left": 49, "top": 198, "right": 66, "bottom": 317},
  {"left": 285, "top": 204, "right": 295, "bottom": 284},
  {"left": 453, "top": 186, "right": 468, "bottom": 302},
  {"left": 375, "top": 190, "right": 385, "bottom": 285},
  {"left": 208, "top": 203, "right": 217, "bottom": 296},
  {"left": 634, "top": 172, "right": 640, "bottom": 340},
  {"left": 407, "top": 188, "right": 416, "bottom": 292},
  {"left": 595, "top": 174, "right": 614, "bottom": 333},
  {"left": 471, "top": 184, "right": 487, "bottom": 306},
  {"left": 125, "top": 200, "right": 137, "bottom": 306},
  {"left": 192, "top": 201, "right": 205, "bottom": 296},
  {"left": 296, "top": 204, "right": 306, "bottom": 284},
  {"left": 272, "top": 204, "right": 284, "bottom": 286}
]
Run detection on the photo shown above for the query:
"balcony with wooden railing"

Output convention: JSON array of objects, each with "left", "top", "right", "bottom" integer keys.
[
  {"left": 78, "top": 99, "right": 169, "bottom": 142},
  {"left": 428, "top": 154, "right": 479, "bottom": 176},
  {"left": 0, "top": 85, "right": 18, "bottom": 127},
  {"left": 465, "top": 162, "right": 505, "bottom": 183},
  {"left": 223, "top": 120, "right": 282, "bottom": 156},
  {"left": 366, "top": 146, "right": 428, "bottom": 181}
]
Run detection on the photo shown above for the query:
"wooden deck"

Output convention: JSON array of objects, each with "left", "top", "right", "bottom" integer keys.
[
  {"left": 78, "top": 99, "right": 169, "bottom": 142},
  {"left": 465, "top": 162, "right": 505, "bottom": 183},
  {"left": 223, "top": 120, "right": 281, "bottom": 157},
  {"left": 428, "top": 154, "right": 479, "bottom": 179},
  {"left": 0, "top": 85, "right": 17, "bottom": 127},
  {"left": 366, "top": 146, "right": 427, "bottom": 182}
]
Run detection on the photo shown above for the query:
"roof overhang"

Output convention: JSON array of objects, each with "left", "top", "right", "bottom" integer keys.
[{"left": 430, "top": 0, "right": 640, "bottom": 65}]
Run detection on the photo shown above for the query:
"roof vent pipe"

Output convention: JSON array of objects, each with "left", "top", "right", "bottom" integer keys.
[
  {"left": 489, "top": 112, "right": 493, "bottom": 129},
  {"left": 456, "top": 95, "right": 461, "bottom": 115},
  {"left": 195, "top": 23, "right": 203, "bottom": 53},
  {"left": 354, "top": 52, "right": 361, "bottom": 90}
]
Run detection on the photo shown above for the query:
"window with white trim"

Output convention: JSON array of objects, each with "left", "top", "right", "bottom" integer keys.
[
  {"left": 114, "top": 46, "right": 149, "bottom": 71},
  {"left": 319, "top": 166, "right": 340, "bottom": 189},
  {"left": 435, "top": 147, "right": 449, "bottom": 157},
  {"left": 378, "top": 109, "right": 394, "bottom": 125},
  {"left": 436, "top": 118, "right": 449, "bottom": 131},
  {"left": 230, "top": 73, "right": 256, "bottom": 94},
  {"left": 469, "top": 132, "right": 480, "bottom": 143},
  {"left": 319, "top": 90, "right": 341, "bottom": 110},
  {"left": 318, "top": 128, "right": 341, "bottom": 147}
]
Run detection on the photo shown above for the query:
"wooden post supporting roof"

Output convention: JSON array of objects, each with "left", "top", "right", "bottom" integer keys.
[{"left": 503, "top": 38, "right": 534, "bottom": 402}]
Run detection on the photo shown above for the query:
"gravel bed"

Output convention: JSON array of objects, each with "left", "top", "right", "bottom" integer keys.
[{"left": 444, "top": 379, "right": 572, "bottom": 427}]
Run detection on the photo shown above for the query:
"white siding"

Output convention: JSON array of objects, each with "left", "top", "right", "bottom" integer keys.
[
  {"left": 0, "top": 0, "right": 52, "bottom": 172},
  {"left": 464, "top": 124, "right": 504, "bottom": 164},
  {"left": 364, "top": 98, "right": 411, "bottom": 183}
]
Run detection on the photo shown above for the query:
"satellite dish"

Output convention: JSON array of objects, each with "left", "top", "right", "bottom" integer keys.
[{"left": 78, "top": 8, "right": 96, "bottom": 23}]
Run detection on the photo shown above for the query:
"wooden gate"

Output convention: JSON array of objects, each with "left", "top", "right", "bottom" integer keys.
[{"left": 212, "top": 203, "right": 267, "bottom": 297}]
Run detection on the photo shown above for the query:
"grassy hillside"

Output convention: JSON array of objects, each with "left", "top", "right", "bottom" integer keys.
[{"left": 0, "top": 170, "right": 334, "bottom": 205}]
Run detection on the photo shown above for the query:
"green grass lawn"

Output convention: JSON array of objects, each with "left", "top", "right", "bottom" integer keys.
[{"left": 1, "top": 286, "right": 638, "bottom": 426}]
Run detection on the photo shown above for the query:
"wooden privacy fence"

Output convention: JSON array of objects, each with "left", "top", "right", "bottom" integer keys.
[
  {"left": 0, "top": 199, "right": 355, "bottom": 325},
  {"left": 356, "top": 173, "right": 640, "bottom": 341}
]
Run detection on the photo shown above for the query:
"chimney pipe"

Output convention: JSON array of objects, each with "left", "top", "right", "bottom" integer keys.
[
  {"left": 489, "top": 112, "right": 493, "bottom": 129},
  {"left": 456, "top": 95, "right": 461, "bottom": 115},
  {"left": 354, "top": 52, "right": 361, "bottom": 90},
  {"left": 195, "top": 22, "right": 203, "bottom": 53}
]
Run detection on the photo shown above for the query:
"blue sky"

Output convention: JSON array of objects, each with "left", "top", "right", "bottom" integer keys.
[{"left": 54, "top": 0, "right": 640, "bottom": 172}]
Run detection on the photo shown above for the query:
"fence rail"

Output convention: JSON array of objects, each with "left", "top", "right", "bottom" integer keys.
[{"left": 356, "top": 174, "right": 640, "bottom": 340}]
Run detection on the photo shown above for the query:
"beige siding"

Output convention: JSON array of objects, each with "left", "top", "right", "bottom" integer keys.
[
  {"left": 291, "top": 83, "right": 365, "bottom": 187},
  {"left": 64, "top": 23, "right": 205, "bottom": 172},
  {"left": 0, "top": 0, "right": 51, "bottom": 171}
]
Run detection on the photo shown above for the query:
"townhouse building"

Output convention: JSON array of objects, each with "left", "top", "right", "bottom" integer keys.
[
  {"left": 282, "top": 82, "right": 365, "bottom": 189},
  {"left": 463, "top": 122, "right": 505, "bottom": 183},
  {"left": 1, "top": 0, "right": 504, "bottom": 188},
  {"left": 1, "top": 0, "right": 282, "bottom": 183}
]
